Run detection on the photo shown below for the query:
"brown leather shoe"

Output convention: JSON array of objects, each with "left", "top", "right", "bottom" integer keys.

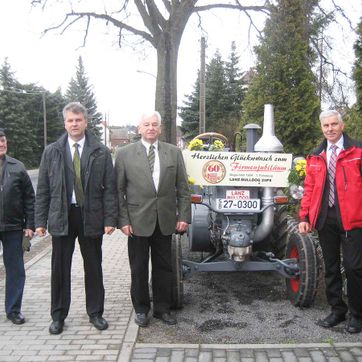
[{"left": 153, "top": 312, "right": 177, "bottom": 325}]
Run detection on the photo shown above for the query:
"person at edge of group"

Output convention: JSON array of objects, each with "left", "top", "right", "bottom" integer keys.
[
  {"left": 115, "top": 111, "right": 191, "bottom": 327},
  {"left": 35, "top": 102, "right": 117, "bottom": 335},
  {"left": 298, "top": 109, "right": 362, "bottom": 334},
  {"left": 0, "top": 128, "right": 35, "bottom": 325}
]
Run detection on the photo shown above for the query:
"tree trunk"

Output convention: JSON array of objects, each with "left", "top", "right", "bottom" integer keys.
[{"left": 155, "top": 31, "right": 180, "bottom": 145}]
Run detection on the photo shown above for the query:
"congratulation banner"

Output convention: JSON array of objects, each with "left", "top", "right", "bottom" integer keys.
[{"left": 183, "top": 150, "right": 293, "bottom": 187}]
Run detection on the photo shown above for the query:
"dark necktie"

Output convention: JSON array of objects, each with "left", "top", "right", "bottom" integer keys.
[
  {"left": 73, "top": 143, "right": 84, "bottom": 206},
  {"left": 328, "top": 144, "right": 338, "bottom": 207},
  {"left": 148, "top": 144, "right": 155, "bottom": 174}
]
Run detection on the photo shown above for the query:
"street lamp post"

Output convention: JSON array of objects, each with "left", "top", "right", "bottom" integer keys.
[
  {"left": 42, "top": 92, "right": 47, "bottom": 148},
  {"left": 136, "top": 70, "right": 157, "bottom": 79}
]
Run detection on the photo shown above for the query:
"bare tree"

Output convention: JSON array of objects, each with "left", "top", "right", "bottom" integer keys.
[{"left": 32, "top": 0, "right": 269, "bottom": 144}]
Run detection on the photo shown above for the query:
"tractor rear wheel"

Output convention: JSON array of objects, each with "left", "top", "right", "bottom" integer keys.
[
  {"left": 171, "top": 233, "right": 184, "bottom": 309},
  {"left": 285, "top": 230, "right": 319, "bottom": 308}
]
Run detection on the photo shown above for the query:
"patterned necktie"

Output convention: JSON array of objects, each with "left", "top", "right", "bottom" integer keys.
[
  {"left": 148, "top": 144, "right": 155, "bottom": 174},
  {"left": 73, "top": 143, "right": 84, "bottom": 206},
  {"left": 328, "top": 144, "right": 338, "bottom": 207}
]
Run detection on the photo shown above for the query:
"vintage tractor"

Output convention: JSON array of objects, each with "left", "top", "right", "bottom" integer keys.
[{"left": 171, "top": 104, "right": 320, "bottom": 309}]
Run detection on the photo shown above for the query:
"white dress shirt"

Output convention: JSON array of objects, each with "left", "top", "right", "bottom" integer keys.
[
  {"left": 141, "top": 139, "right": 160, "bottom": 191},
  {"left": 68, "top": 136, "right": 85, "bottom": 203}
]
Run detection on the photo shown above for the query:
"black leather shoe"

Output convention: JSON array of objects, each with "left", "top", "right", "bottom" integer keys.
[
  {"left": 316, "top": 313, "right": 346, "bottom": 328},
  {"left": 7, "top": 312, "right": 25, "bottom": 325},
  {"left": 134, "top": 313, "right": 149, "bottom": 327},
  {"left": 153, "top": 312, "right": 177, "bottom": 325},
  {"left": 89, "top": 316, "right": 108, "bottom": 330},
  {"left": 346, "top": 316, "right": 362, "bottom": 334},
  {"left": 49, "top": 321, "right": 64, "bottom": 334}
]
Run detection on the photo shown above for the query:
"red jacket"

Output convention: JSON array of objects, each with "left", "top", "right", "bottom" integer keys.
[{"left": 299, "top": 134, "right": 362, "bottom": 231}]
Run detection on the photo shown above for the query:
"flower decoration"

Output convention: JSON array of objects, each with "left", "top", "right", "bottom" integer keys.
[
  {"left": 288, "top": 158, "right": 307, "bottom": 186},
  {"left": 209, "top": 140, "right": 225, "bottom": 151},
  {"left": 188, "top": 138, "right": 225, "bottom": 151},
  {"left": 188, "top": 138, "right": 204, "bottom": 151},
  {"left": 188, "top": 176, "right": 196, "bottom": 185}
]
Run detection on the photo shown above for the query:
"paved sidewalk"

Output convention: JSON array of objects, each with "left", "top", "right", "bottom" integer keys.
[
  {"left": 0, "top": 230, "right": 134, "bottom": 362},
  {"left": 1, "top": 230, "right": 361, "bottom": 361}
]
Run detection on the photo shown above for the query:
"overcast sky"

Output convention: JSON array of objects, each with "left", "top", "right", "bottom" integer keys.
[{"left": 0, "top": 1, "right": 360, "bottom": 128}]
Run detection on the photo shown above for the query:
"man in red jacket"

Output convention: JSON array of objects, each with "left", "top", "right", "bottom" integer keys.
[{"left": 299, "top": 110, "right": 362, "bottom": 334}]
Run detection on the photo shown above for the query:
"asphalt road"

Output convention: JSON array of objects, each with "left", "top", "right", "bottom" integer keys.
[{"left": 137, "top": 249, "right": 361, "bottom": 345}]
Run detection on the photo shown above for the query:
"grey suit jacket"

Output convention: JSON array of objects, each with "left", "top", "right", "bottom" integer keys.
[{"left": 115, "top": 140, "right": 191, "bottom": 237}]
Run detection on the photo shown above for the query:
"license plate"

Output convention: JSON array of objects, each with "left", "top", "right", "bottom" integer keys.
[{"left": 216, "top": 198, "right": 260, "bottom": 211}]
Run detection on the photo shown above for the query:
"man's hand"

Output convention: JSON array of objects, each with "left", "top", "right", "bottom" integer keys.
[
  {"left": 36, "top": 227, "right": 46, "bottom": 237},
  {"left": 24, "top": 229, "right": 34, "bottom": 239},
  {"left": 22, "top": 229, "right": 34, "bottom": 252},
  {"left": 176, "top": 221, "right": 188, "bottom": 233},
  {"left": 298, "top": 221, "right": 311, "bottom": 234},
  {"left": 121, "top": 224, "right": 133, "bottom": 236},
  {"left": 104, "top": 226, "right": 115, "bottom": 235}
]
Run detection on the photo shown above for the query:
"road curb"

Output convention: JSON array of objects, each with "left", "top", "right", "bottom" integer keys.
[
  {"left": 118, "top": 310, "right": 139, "bottom": 362},
  {"left": 24, "top": 235, "right": 52, "bottom": 270},
  {"left": 134, "top": 341, "right": 362, "bottom": 349}
]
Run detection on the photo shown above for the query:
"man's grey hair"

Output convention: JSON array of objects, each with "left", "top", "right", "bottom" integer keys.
[
  {"left": 319, "top": 110, "right": 343, "bottom": 125},
  {"left": 63, "top": 102, "right": 88, "bottom": 120},
  {"left": 139, "top": 111, "right": 162, "bottom": 125}
]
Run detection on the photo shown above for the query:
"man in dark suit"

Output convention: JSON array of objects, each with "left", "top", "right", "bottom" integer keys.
[
  {"left": 299, "top": 109, "right": 362, "bottom": 334},
  {"left": 35, "top": 102, "right": 117, "bottom": 334},
  {"left": 115, "top": 111, "right": 191, "bottom": 326}
]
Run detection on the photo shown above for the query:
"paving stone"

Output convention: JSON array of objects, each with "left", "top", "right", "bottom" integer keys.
[
  {"left": 255, "top": 350, "right": 269, "bottom": 362},
  {"left": 337, "top": 350, "right": 356, "bottom": 362},
  {"left": 226, "top": 350, "right": 240, "bottom": 362},
  {"left": 309, "top": 351, "right": 327, "bottom": 362},
  {"left": 281, "top": 350, "right": 298, "bottom": 362}
]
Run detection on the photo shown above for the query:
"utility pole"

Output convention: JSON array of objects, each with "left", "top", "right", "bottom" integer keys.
[
  {"left": 42, "top": 92, "right": 47, "bottom": 148},
  {"left": 199, "top": 36, "right": 206, "bottom": 134}
]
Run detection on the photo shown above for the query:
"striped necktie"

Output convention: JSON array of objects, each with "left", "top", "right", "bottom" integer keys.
[
  {"left": 73, "top": 143, "right": 84, "bottom": 206},
  {"left": 328, "top": 144, "right": 338, "bottom": 207},
  {"left": 148, "top": 144, "right": 155, "bottom": 174}
]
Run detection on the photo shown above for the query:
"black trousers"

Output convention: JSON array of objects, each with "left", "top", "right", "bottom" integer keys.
[
  {"left": 128, "top": 223, "right": 172, "bottom": 315},
  {"left": 318, "top": 217, "right": 362, "bottom": 318},
  {"left": 51, "top": 205, "right": 105, "bottom": 322}
]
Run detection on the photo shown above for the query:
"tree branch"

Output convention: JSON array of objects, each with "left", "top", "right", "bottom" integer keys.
[
  {"left": 162, "top": 0, "right": 171, "bottom": 13},
  {"left": 146, "top": 0, "right": 167, "bottom": 30},
  {"left": 194, "top": 3, "right": 269, "bottom": 16},
  {"left": 134, "top": 0, "right": 160, "bottom": 39},
  {"left": 43, "top": 11, "right": 155, "bottom": 47}
]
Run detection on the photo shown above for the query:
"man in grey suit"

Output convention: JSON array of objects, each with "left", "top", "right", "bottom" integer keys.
[{"left": 115, "top": 111, "right": 191, "bottom": 326}]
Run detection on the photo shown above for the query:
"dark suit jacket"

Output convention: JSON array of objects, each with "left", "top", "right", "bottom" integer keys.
[
  {"left": 115, "top": 140, "right": 191, "bottom": 237},
  {"left": 35, "top": 130, "right": 117, "bottom": 237}
]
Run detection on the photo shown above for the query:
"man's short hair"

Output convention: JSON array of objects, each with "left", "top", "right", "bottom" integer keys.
[
  {"left": 0, "top": 128, "right": 5, "bottom": 137},
  {"left": 63, "top": 102, "right": 88, "bottom": 120},
  {"left": 319, "top": 110, "right": 343, "bottom": 124},
  {"left": 140, "top": 111, "right": 162, "bottom": 125}
]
